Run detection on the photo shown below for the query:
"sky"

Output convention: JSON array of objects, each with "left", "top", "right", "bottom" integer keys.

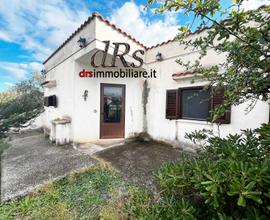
[{"left": 0, "top": 0, "right": 268, "bottom": 92}]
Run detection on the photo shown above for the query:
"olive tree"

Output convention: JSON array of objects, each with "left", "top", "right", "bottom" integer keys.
[{"left": 0, "top": 73, "right": 44, "bottom": 136}]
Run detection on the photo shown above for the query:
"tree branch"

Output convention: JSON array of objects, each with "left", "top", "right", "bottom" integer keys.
[{"left": 197, "top": 12, "right": 268, "bottom": 58}]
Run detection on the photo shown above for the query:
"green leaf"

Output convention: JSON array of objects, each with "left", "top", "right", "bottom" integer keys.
[{"left": 237, "top": 195, "right": 246, "bottom": 207}]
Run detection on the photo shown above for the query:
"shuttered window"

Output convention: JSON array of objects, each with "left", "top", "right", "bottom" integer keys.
[
  {"left": 181, "top": 87, "right": 210, "bottom": 120},
  {"left": 212, "top": 88, "right": 231, "bottom": 124},
  {"left": 165, "top": 89, "right": 180, "bottom": 119},
  {"left": 44, "top": 95, "right": 57, "bottom": 107},
  {"left": 165, "top": 87, "right": 231, "bottom": 124},
  {"left": 50, "top": 95, "right": 57, "bottom": 107}
]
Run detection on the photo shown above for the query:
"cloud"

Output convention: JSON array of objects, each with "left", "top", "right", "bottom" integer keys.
[
  {"left": 109, "top": 1, "right": 180, "bottom": 47},
  {"left": 0, "top": 0, "right": 181, "bottom": 61},
  {"left": 4, "top": 82, "right": 15, "bottom": 87},
  {"left": 0, "top": 31, "right": 11, "bottom": 42},
  {"left": 0, "top": 62, "right": 43, "bottom": 79},
  {"left": 241, "top": 0, "right": 269, "bottom": 11},
  {"left": 0, "top": 0, "right": 90, "bottom": 61}
]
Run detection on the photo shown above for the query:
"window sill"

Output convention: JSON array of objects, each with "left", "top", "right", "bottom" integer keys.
[{"left": 176, "top": 119, "right": 211, "bottom": 125}]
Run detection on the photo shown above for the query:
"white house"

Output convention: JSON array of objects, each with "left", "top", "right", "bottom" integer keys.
[{"left": 42, "top": 12, "right": 269, "bottom": 146}]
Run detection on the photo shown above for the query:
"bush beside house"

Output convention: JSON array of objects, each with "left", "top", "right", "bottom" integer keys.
[{"left": 155, "top": 124, "right": 270, "bottom": 219}]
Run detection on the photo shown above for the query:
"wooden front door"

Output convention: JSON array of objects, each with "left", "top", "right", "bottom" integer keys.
[{"left": 100, "top": 84, "right": 125, "bottom": 139}]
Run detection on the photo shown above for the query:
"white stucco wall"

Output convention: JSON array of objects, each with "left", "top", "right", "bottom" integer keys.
[
  {"left": 145, "top": 37, "right": 269, "bottom": 145},
  {"left": 43, "top": 16, "right": 145, "bottom": 143},
  {"left": 42, "top": 14, "right": 269, "bottom": 145},
  {"left": 71, "top": 58, "right": 144, "bottom": 143}
]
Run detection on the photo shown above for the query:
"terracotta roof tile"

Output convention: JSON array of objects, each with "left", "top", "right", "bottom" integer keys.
[
  {"left": 43, "top": 5, "right": 268, "bottom": 64},
  {"left": 43, "top": 12, "right": 147, "bottom": 64},
  {"left": 172, "top": 71, "right": 194, "bottom": 78}
]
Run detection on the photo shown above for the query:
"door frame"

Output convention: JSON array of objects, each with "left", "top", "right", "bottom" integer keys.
[{"left": 100, "top": 83, "right": 126, "bottom": 139}]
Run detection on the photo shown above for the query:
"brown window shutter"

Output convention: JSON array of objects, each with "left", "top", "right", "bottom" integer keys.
[
  {"left": 45, "top": 95, "right": 57, "bottom": 107},
  {"left": 51, "top": 95, "right": 57, "bottom": 107},
  {"left": 212, "top": 88, "right": 231, "bottom": 124},
  {"left": 166, "top": 89, "right": 180, "bottom": 119}
]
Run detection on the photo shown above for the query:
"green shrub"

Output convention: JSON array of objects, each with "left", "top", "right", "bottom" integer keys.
[{"left": 156, "top": 123, "right": 270, "bottom": 219}]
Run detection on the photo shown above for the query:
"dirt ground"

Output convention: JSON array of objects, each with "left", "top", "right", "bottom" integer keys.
[{"left": 96, "top": 140, "right": 183, "bottom": 191}]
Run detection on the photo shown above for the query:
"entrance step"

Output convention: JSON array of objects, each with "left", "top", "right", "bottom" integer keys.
[{"left": 75, "top": 139, "right": 125, "bottom": 155}]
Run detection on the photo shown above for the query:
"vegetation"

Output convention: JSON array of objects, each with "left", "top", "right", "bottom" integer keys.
[
  {"left": 156, "top": 123, "right": 270, "bottom": 219},
  {"left": 1, "top": 129, "right": 269, "bottom": 220},
  {"left": 0, "top": 162, "right": 195, "bottom": 220},
  {"left": 0, "top": 163, "right": 133, "bottom": 219},
  {"left": 145, "top": 2, "right": 270, "bottom": 217},
  {"left": 148, "top": 0, "right": 270, "bottom": 119},
  {"left": 1, "top": 1, "right": 269, "bottom": 219},
  {"left": 2, "top": 125, "right": 269, "bottom": 220},
  {"left": 0, "top": 73, "right": 44, "bottom": 137}
]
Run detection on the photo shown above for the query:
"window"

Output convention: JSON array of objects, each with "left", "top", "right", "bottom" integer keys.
[
  {"left": 44, "top": 95, "right": 57, "bottom": 107},
  {"left": 181, "top": 87, "right": 210, "bottom": 121},
  {"left": 165, "top": 87, "right": 231, "bottom": 123}
]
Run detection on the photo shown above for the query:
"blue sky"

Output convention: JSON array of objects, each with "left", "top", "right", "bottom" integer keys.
[{"left": 0, "top": 0, "right": 268, "bottom": 92}]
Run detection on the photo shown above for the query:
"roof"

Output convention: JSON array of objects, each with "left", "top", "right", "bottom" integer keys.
[
  {"left": 172, "top": 71, "right": 194, "bottom": 78},
  {"left": 43, "top": 12, "right": 147, "bottom": 64},
  {"left": 43, "top": 5, "right": 269, "bottom": 64}
]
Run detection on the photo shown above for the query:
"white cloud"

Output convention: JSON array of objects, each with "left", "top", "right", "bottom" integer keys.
[
  {"left": 4, "top": 82, "right": 15, "bottom": 87},
  {"left": 241, "top": 0, "right": 269, "bottom": 11},
  {"left": 0, "top": 31, "right": 11, "bottom": 42},
  {"left": 0, "top": 0, "right": 90, "bottom": 61},
  {"left": 0, "top": 62, "right": 43, "bottom": 79},
  {"left": 0, "top": 0, "right": 181, "bottom": 62},
  {"left": 0, "top": 0, "right": 181, "bottom": 74},
  {"left": 109, "top": 1, "right": 180, "bottom": 47}
]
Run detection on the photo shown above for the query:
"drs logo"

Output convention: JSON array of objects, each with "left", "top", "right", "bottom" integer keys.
[{"left": 90, "top": 41, "right": 144, "bottom": 68}]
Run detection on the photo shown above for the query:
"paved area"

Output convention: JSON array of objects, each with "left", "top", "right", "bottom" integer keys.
[
  {"left": 1, "top": 130, "right": 185, "bottom": 201},
  {"left": 1, "top": 131, "right": 96, "bottom": 202},
  {"left": 96, "top": 140, "right": 183, "bottom": 191}
]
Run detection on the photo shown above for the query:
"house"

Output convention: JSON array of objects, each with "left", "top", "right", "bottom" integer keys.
[{"left": 42, "top": 12, "right": 269, "bottom": 146}]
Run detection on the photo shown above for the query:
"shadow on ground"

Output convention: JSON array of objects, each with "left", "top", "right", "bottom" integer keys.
[{"left": 95, "top": 140, "right": 183, "bottom": 191}]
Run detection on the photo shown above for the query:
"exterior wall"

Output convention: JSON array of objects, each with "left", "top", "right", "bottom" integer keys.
[
  {"left": 145, "top": 38, "right": 269, "bottom": 145},
  {"left": 43, "top": 54, "right": 76, "bottom": 140},
  {"left": 43, "top": 16, "right": 269, "bottom": 145},
  {"left": 43, "top": 17, "right": 98, "bottom": 139},
  {"left": 43, "top": 17, "right": 145, "bottom": 143},
  {"left": 71, "top": 60, "right": 144, "bottom": 143}
]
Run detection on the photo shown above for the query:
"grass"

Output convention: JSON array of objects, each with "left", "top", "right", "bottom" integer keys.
[
  {"left": 0, "top": 160, "right": 196, "bottom": 219},
  {"left": 0, "top": 162, "right": 152, "bottom": 220}
]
